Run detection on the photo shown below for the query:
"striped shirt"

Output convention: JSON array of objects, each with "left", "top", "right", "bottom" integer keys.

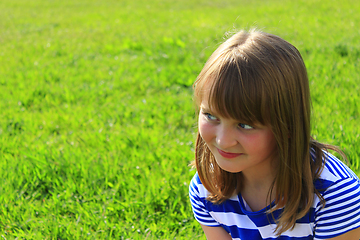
[{"left": 189, "top": 152, "right": 360, "bottom": 239}]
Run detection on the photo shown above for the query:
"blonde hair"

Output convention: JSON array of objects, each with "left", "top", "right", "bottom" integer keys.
[{"left": 193, "top": 29, "right": 345, "bottom": 235}]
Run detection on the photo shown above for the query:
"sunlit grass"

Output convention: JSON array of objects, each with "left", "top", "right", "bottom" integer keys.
[{"left": 0, "top": 0, "right": 359, "bottom": 238}]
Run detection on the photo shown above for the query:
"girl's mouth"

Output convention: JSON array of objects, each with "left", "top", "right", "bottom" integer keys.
[{"left": 217, "top": 148, "right": 243, "bottom": 158}]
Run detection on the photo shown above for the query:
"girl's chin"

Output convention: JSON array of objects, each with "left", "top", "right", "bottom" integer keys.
[{"left": 216, "top": 161, "right": 243, "bottom": 173}]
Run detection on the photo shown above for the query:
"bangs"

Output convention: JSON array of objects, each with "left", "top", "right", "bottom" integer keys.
[{"left": 195, "top": 50, "right": 269, "bottom": 126}]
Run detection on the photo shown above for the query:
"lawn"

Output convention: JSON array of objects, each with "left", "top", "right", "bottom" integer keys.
[{"left": 0, "top": 0, "right": 359, "bottom": 238}]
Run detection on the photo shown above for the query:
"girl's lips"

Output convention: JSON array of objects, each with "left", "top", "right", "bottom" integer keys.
[{"left": 217, "top": 148, "right": 242, "bottom": 158}]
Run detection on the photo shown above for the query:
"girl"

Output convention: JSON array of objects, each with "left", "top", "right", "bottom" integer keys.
[{"left": 189, "top": 29, "right": 360, "bottom": 239}]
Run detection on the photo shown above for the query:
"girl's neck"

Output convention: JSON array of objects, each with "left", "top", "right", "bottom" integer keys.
[
  {"left": 241, "top": 167, "right": 276, "bottom": 189},
  {"left": 239, "top": 157, "right": 278, "bottom": 211},
  {"left": 242, "top": 155, "right": 278, "bottom": 187},
  {"left": 240, "top": 174, "right": 277, "bottom": 212}
]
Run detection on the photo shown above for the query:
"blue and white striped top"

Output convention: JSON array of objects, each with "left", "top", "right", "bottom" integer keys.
[{"left": 189, "top": 152, "right": 360, "bottom": 239}]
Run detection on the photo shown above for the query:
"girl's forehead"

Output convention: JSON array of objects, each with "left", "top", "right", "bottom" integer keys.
[
  {"left": 199, "top": 101, "right": 266, "bottom": 128},
  {"left": 199, "top": 97, "right": 218, "bottom": 112},
  {"left": 199, "top": 88, "right": 235, "bottom": 116},
  {"left": 195, "top": 71, "right": 268, "bottom": 126},
  {"left": 197, "top": 88, "right": 268, "bottom": 126},
  {"left": 199, "top": 100, "right": 241, "bottom": 121}
]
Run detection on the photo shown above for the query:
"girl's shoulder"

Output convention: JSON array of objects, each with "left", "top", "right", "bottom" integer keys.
[
  {"left": 189, "top": 172, "right": 211, "bottom": 200},
  {"left": 189, "top": 172, "right": 205, "bottom": 198},
  {"left": 189, "top": 172, "right": 202, "bottom": 194},
  {"left": 312, "top": 151, "right": 360, "bottom": 239},
  {"left": 314, "top": 151, "right": 360, "bottom": 188}
]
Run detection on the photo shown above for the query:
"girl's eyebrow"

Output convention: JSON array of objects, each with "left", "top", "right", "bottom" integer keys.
[
  {"left": 199, "top": 105, "right": 212, "bottom": 112},
  {"left": 200, "top": 106, "right": 223, "bottom": 118}
]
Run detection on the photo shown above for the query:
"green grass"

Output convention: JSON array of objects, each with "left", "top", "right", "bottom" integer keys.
[{"left": 0, "top": 0, "right": 359, "bottom": 238}]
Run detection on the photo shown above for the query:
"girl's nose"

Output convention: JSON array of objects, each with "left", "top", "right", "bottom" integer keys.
[{"left": 216, "top": 125, "right": 238, "bottom": 149}]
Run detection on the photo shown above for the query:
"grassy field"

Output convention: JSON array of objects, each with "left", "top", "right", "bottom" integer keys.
[{"left": 0, "top": 0, "right": 359, "bottom": 239}]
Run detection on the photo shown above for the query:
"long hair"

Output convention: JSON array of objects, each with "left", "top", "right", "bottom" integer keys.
[{"left": 193, "top": 29, "right": 346, "bottom": 235}]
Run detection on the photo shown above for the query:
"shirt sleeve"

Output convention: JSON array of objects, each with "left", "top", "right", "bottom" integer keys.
[
  {"left": 314, "top": 177, "right": 360, "bottom": 239},
  {"left": 189, "top": 172, "right": 220, "bottom": 227}
]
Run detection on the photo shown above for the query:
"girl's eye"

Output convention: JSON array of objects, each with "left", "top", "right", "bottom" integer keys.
[
  {"left": 204, "top": 113, "right": 218, "bottom": 121},
  {"left": 239, "top": 123, "right": 254, "bottom": 130}
]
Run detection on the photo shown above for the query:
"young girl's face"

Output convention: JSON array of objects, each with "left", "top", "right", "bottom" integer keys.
[{"left": 198, "top": 100, "right": 278, "bottom": 175}]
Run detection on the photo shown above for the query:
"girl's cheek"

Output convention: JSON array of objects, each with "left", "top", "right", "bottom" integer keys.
[
  {"left": 239, "top": 133, "right": 257, "bottom": 147},
  {"left": 242, "top": 130, "right": 277, "bottom": 152},
  {"left": 198, "top": 119, "right": 214, "bottom": 141}
]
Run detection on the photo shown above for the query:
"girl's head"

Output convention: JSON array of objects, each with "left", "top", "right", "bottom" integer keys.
[
  {"left": 193, "top": 29, "right": 315, "bottom": 234},
  {"left": 194, "top": 29, "right": 310, "bottom": 151}
]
